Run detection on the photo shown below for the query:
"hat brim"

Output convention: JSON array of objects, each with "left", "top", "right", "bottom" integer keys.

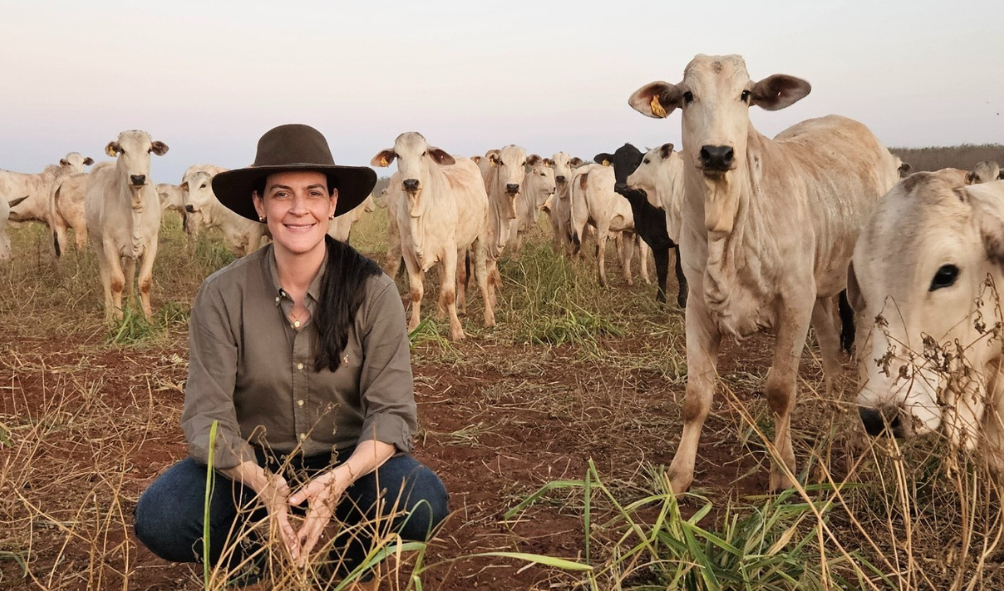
[{"left": 212, "top": 164, "right": 377, "bottom": 222}]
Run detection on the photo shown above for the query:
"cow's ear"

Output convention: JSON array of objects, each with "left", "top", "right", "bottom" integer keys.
[
  {"left": 526, "top": 154, "right": 541, "bottom": 167},
  {"left": 428, "top": 147, "right": 455, "bottom": 165},
  {"left": 569, "top": 157, "right": 583, "bottom": 167},
  {"left": 59, "top": 158, "right": 69, "bottom": 166},
  {"left": 83, "top": 157, "right": 94, "bottom": 166},
  {"left": 105, "top": 141, "right": 122, "bottom": 157},
  {"left": 966, "top": 171, "right": 978, "bottom": 185},
  {"left": 471, "top": 155, "right": 481, "bottom": 164},
  {"left": 371, "top": 149, "right": 395, "bottom": 167},
  {"left": 628, "top": 81, "right": 684, "bottom": 119},
  {"left": 151, "top": 141, "right": 169, "bottom": 156},
  {"left": 846, "top": 261, "right": 866, "bottom": 313},
  {"left": 969, "top": 188, "right": 1004, "bottom": 267},
  {"left": 750, "top": 74, "right": 811, "bottom": 111},
  {"left": 898, "top": 162, "right": 912, "bottom": 177},
  {"left": 180, "top": 182, "right": 189, "bottom": 192},
  {"left": 543, "top": 158, "right": 554, "bottom": 168},
  {"left": 593, "top": 153, "right": 613, "bottom": 166},
  {"left": 489, "top": 152, "right": 500, "bottom": 167},
  {"left": 999, "top": 170, "right": 1004, "bottom": 180},
  {"left": 659, "top": 143, "right": 675, "bottom": 160}
]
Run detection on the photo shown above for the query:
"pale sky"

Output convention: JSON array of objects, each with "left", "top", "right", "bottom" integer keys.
[{"left": 1, "top": 0, "right": 1002, "bottom": 183}]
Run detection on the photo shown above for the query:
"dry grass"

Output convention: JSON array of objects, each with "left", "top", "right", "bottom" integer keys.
[{"left": 890, "top": 144, "right": 1004, "bottom": 174}]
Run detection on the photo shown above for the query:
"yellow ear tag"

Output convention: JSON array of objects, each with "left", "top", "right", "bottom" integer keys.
[
  {"left": 491, "top": 159, "right": 499, "bottom": 168},
  {"left": 602, "top": 160, "right": 610, "bottom": 167},
  {"left": 379, "top": 157, "right": 388, "bottom": 167},
  {"left": 105, "top": 145, "right": 117, "bottom": 157},
  {"left": 650, "top": 95, "right": 668, "bottom": 118}
]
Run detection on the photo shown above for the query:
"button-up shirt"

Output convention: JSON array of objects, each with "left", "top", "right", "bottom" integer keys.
[{"left": 181, "top": 244, "right": 416, "bottom": 470}]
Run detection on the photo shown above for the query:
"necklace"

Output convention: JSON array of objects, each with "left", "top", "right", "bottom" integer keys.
[{"left": 289, "top": 306, "right": 308, "bottom": 329}]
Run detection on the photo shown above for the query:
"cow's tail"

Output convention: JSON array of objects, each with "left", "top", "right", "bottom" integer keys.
[
  {"left": 52, "top": 187, "right": 63, "bottom": 258},
  {"left": 838, "top": 290, "right": 855, "bottom": 354}
]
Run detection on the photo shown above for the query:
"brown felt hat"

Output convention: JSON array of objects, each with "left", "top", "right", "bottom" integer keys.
[{"left": 212, "top": 124, "right": 377, "bottom": 221}]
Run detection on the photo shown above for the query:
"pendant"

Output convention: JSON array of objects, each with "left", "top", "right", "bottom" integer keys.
[{"left": 293, "top": 320, "right": 301, "bottom": 329}]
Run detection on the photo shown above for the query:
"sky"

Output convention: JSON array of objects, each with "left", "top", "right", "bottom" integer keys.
[{"left": 1, "top": 0, "right": 1002, "bottom": 184}]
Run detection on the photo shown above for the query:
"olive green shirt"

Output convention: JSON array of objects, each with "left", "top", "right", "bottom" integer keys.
[{"left": 181, "top": 244, "right": 416, "bottom": 470}]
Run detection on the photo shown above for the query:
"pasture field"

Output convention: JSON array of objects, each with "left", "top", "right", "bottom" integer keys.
[{"left": 3, "top": 188, "right": 1004, "bottom": 590}]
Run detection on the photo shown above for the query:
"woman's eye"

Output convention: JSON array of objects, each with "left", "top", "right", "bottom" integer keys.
[{"left": 929, "top": 264, "right": 959, "bottom": 292}]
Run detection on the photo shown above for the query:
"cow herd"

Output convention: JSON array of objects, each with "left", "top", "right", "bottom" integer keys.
[{"left": 4, "top": 53, "right": 1004, "bottom": 494}]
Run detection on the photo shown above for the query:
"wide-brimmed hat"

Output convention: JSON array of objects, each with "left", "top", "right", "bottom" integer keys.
[{"left": 212, "top": 124, "right": 377, "bottom": 221}]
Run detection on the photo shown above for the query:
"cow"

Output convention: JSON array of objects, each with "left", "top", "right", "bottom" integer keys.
[
  {"left": 509, "top": 154, "right": 556, "bottom": 254},
  {"left": 569, "top": 163, "right": 649, "bottom": 287},
  {"left": 156, "top": 182, "right": 201, "bottom": 251},
  {"left": 0, "top": 196, "right": 28, "bottom": 261},
  {"left": 84, "top": 130, "right": 169, "bottom": 321},
  {"left": 966, "top": 161, "right": 1003, "bottom": 185},
  {"left": 481, "top": 145, "right": 531, "bottom": 295},
  {"left": 372, "top": 132, "right": 494, "bottom": 340},
  {"left": 594, "top": 143, "right": 688, "bottom": 308},
  {"left": 49, "top": 162, "right": 114, "bottom": 256},
  {"left": 4, "top": 153, "right": 93, "bottom": 228},
  {"left": 327, "top": 193, "right": 376, "bottom": 244},
  {"left": 380, "top": 171, "right": 405, "bottom": 278},
  {"left": 849, "top": 172, "right": 1004, "bottom": 471},
  {"left": 628, "top": 54, "right": 901, "bottom": 493},
  {"left": 182, "top": 167, "right": 268, "bottom": 256},
  {"left": 545, "top": 152, "right": 583, "bottom": 256}
]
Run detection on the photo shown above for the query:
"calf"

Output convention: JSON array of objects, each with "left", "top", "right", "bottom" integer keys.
[
  {"left": 509, "top": 154, "right": 555, "bottom": 254},
  {"left": 545, "top": 152, "right": 583, "bottom": 256},
  {"left": 182, "top": 168, "right": 268, "bottom": 256},
  {"left": 594, "top": 143, "right": 688, "bottom": 308},
  {"left": 4, "top": 152, "right": 93, "bottom": 229},
  {"left": 966, "top": 161, "right": 1003, "bottom": 185},
  {"left": 850, "top": 173, "right": 1004, "bottom": 470}
]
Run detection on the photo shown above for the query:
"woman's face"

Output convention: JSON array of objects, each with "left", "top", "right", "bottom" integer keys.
[{"left": 253, "top": 171, "right": 337, "bottom": 259}]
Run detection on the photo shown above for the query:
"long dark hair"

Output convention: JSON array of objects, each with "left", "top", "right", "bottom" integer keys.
[{"left": 313, "top": 234, "right": 382, "bottom": 372}]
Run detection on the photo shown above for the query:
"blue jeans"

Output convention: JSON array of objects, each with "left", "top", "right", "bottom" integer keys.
[{"left": 133, "top": 450, "right": 449, "bottom": 575}]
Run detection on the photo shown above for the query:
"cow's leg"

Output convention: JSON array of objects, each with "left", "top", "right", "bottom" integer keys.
[
  {"left": 403, "top": 251, "right": 424, "bottom": 333},
  {"left": 385, "top": 221, "right": 403, "bottom": 278},
  {"left": 673, "top": 245, "right": 689, "bottom": 309},
  {"left": 73, "top": 221, "right": 87, "bottom": 251},
  {"left": 595, "top": 224, "right": 610, "bottom": 287},
  {"left": 811, "top": 296, "right": 843, "bottom": 396},
  {"left": 454, "top": 248, "right": 468, "bottom": 315},
  {"left": 637, "top": 238, "right": 651, "bottom": 285},
  {"left": 123, "top": 256, "right": 137, "bottom": 309},
  {"left": 472, "top": 238, "right": 495, "bottom": 329},
  {"left": 652, "top": 246, "right": 669, "bottom": 305},
  {"left": 95, "top": 252, "right": 115, "bottom": 323},
  {"left": 51, "top": 214, "right": 69, "bottom": 258},
  {"left": 620, "top": 232, "right": 636, "bottom": 286},
  {"left": 486, "top": 259, "right": 500, "bottom": 308},
  {"left": 102, "top": 241, "right": 126, "bottom": 322},
  {"left": 440, "top": 245, "right": 464, "bottom": 340},
  {"left": 766, "top": 300, "right": 813, "bottom": 492},
  {"left": 669, "top": 295, "right": 722, "bottom": 495},
  {"left": 137, "top": 240, "right": 158, "bottom": 320}
]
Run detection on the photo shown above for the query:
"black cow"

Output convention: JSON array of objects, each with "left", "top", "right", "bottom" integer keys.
[{"left": 593, "top": 143, "right": 687, "bottom": 309}]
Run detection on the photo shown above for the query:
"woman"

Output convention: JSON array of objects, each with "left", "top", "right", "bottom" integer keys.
[{"left": 134, "top": 124, "right": 449, "bottom": 586}]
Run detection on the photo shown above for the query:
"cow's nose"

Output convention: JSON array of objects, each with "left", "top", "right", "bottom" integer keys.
[
  {"left": 699, "top": 145, "right": 734, "bottom": 172},
  {"left": 403, "top": 179, "right": 420, "bottom": 192},
  {"left": 130, "top": 174, "right": 147, "bottom": 186},
  {"left": 614, "top": 182, "right": 628, "bottom": 194},
  {"left": 506, "top": 183, "right": 520, "bottom": 194},
  {"left": 556, "top": 175, "right": 566, "bottom": 183},
  {"left": 859, "top": 407, "right": 903, "bottom": 437},
  {"left": 184, "top": 205, "right": 195, "bottom": 213}
]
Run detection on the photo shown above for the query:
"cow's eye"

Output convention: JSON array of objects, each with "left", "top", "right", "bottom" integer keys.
[
  {"left": 421, "top": 151, "right": 427, "bottom": 157},
  {"left": 643, "top": 158, "right": 650, "bottom": 164},
  {"left": 200, "top": 183, "right": 207, "bottom": 189},
  {"left": 929, "top": 264, "right": 959, "bottom": 291},
  {"left": 741, "top": 90, "right": 751, "bottom": 103},
  {"left": 683, "top": 91, "right": 694, "bottom": 104}
]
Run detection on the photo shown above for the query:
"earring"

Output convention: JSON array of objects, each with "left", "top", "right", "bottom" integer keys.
[
  {"left": 329, "top": 214, "right": 335, "bottom": 220},
  {"left": 259, "top": 216, "right": 266, "bottom": 223}
]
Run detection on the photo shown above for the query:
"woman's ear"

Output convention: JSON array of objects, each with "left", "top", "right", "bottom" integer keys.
[
  {"left": 252, "top": 192, "right": 266, "bottom": 221},
  {"left": 329, "top": 189, "right": 339, "bottom": 218}
]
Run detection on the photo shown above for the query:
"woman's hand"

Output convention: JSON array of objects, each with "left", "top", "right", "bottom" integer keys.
[
  {"left": 223, "top": 462, "right": 300, "bottom": 561},
  {"left": 287, "top": 466, "right": 353, "bottom": 566}
]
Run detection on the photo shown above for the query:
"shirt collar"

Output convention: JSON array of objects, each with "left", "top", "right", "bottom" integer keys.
[{"left": 265, "top": 244, "right": 329, "bottom": 306}]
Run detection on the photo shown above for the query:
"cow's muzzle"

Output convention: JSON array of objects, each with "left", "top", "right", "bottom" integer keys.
[
  {"left": 185, "top": 205, "right": 196, "bottom": 214},
  {"left": 556, "top": 175, "right": 566, "bottom": 184},
  {"left": 505, "top": 183, "right": 520, "bottom": 195},
  {"left": 859, "top": 406, "right": 905, "bottom": 438},
  {"left": 130, "top": 174, "right": 147, "bottom": 186},
  {"left": 403, "top": 179, "right": 420, "bottom": 193},
  {"left": 698, "top": 145, "right": 734, "bottom": 173}
]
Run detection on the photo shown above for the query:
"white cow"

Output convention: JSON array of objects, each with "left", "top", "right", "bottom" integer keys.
[
  {"left": 629, "top": 54, "right": 900, "bottom": 493},
  {"left": 626, "top": 144, "right": 686, "bottom": 244},
  {"left": 48, "top": 162, "right": 113, "bottom": 256},
  {"left": 327, "top": 194, "right": 376, "bottom": 244},
  {"left": 182, "top": 167, "right": 268, "bottom": 257},
  {"left": 0, "top": 196, "right": 28, "bottom": 260},
  {"left": 481, "top": 145, "right": 530, "bottom": 292},
  {"left": 509, "top": 154, "right": 556, "bottom": 254},
  {"left": 4, "top": 152, "right": 93, "bottom": 227},
  {"left": 966, "top": 161, "right": 1003, "bottom": 185},
  {"left": 156, "top": 182, "right": 201, "bottom": 251},
  {"left": 380, "top": 171, "right": 405, "bottom": 278},
  {"left": 569, "top": 163, "right": 648, "bottom": 287},
  {"left": 85, "top": 130, "right": 169, "bottom": 321},
  {"left": 850, "top": 173, "right": 1004, "bottom": 470},
  {"left": 545, "top": 152, "right": 583, "bottom": 256},
  {"left": 372, "top": 132, "right": 493, "bottom": 340}
]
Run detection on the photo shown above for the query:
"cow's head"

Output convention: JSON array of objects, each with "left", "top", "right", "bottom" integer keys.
[
  {"left": 629, "top": 54, "right": 810, "bottom": 234},
  {"left": 551, "top": 152, "right": 578, "bottom": 190},
  {"left": 487, "top": 145, "right": 528, "bottom": 221},
  {"left": 371, "top": 132, "right": 454, "bottom": 217},
  {"left": 180, "top": 171, "right": 216, "bottom": 215},
  {"left": 625, "top": 143, "right": 677, "bottom": 210},
  {"left": 594, "top": 143, "right": 643, "bottom": 195},
  {"left": 525, "top": 154, "right": 556, "bottom": 208},
  {"left": 849, "top": 170, "right": 1004, "bottom": 451},
  {"left": 966, "top": 161, "right": 1003, "bottom": 185},
  {"left": 59, "top": 152, "right": 95, "bottom": 173},
  {"left": 105, "top": 130, "right": 168, "bottom": 191}
]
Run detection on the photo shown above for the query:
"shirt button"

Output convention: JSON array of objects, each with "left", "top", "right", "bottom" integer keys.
[
  {"left": 275, "top": 296, "right": 280, "bottom": 303},
  {"left": 297, "top": 400, "right": 304, "bottom": 407},
  {"left": 297, "top": 363, "right": 304, "bottom": 370}
]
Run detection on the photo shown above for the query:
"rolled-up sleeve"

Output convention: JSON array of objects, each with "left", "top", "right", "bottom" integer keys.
[
  {"left": 354, "top": 277, "right": 416, "bottom": 456},
  {"left": 181, "top": 279, "right": 256, "bottom": 470}
]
